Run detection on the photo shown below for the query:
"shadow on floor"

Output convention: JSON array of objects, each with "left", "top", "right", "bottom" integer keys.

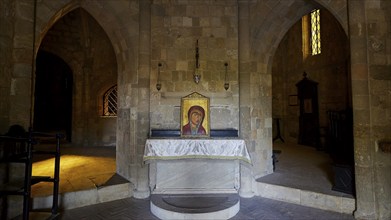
[{"left": 257, "top": 142, "right": 354, "bottom": 198}]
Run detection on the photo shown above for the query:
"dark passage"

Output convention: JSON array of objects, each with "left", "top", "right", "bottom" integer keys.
[{"left": 34, "top": 50, "right": 73, "bottom": 141}]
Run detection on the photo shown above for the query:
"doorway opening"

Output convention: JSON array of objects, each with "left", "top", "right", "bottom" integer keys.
[
  {"left": 34, "top": 50, "right": 73, "bottom": 142},
  {"left": 31, "top": 7, "right": 119, "bottom": 201},
  {"left": 267, "top": 8, "right": 354, "bottom": 197}
]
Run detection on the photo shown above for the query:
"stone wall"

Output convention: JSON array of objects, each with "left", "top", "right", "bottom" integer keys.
[
  {"left": 150, "top": 0, "right": 239, "bottom": 131},
  {"left": 0, "top": 0, "right": 390, "bottom": 219},
  {"left": 366, "top": 0, "right": 390, "bottom": 219},
  {"left": 349, "top": 0, "right": 391, "bottom": 219},
  {"left": 0, "top": 0, "right": 14, "bottom": 133},
  {"left": 371, "top": 1, "right": 391, "bottom": 218},
  {"left": 1, "top": 0, "right": 34, "bottom": 133},
  {"left": 0, "top": 1, "right": 29, "bottom": 218}
]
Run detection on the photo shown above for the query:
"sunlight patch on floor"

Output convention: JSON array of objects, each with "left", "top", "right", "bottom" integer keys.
[{"left": 31, "top": 155, "right": 116, "bottom": 197}]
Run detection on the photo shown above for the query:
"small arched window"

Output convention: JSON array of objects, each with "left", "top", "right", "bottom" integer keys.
[
  {"left": 310, "top": 9, "right": 321, "bottom": 55},
  {"left": 103, "top": 85, "right": 117, "bottom": 117},
  {"left": 302, "top": 9, "right": 321, "bottom": 59}
]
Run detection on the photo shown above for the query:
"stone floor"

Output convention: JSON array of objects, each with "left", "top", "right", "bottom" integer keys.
[
  {"left": 258, "top": 142, "right": 354, "bottom": 198},
  {"left": 31, "top": 142, "right": 354, "bottom": 198},
  {"left": 55, "top": 196, "right": 355, "bottom": 220},
  {"left": 28, "top": 142, "right": 356, "bottom": 219},
  {"left": 31, "top": 145, "right": 116, "bottom": 197}
]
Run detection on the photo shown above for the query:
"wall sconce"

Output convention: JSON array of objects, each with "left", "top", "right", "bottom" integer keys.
[
  {"left": 156, "top": 62, "right": 162, "bottom": 91},
  {"left": 193, "top": 39, "right": 201, "bottom": 84},
  {"left": 224, "top": 62, "right": 229, "bottom": 90}
]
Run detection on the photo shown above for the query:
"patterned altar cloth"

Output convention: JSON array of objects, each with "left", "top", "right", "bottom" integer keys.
[{"left": 143, "top": 139, "right": 251, "bottom": 163}]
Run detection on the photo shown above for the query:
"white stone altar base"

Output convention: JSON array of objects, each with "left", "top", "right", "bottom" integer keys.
[
  {"left": 144, "top": 138, "right": 251, "bottom": 219},
  {"left": 144, "top": 138, "right": 251, "bottom": 194},
  {"left": 151, "top": 159, "right": 239, "bottom": 194}
]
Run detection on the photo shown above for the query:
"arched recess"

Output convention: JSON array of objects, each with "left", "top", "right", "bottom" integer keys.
[
  {"left": 37, "top": 7, "right": 118, "bottom": 147},
  {"left": 34, "top": 1, "right": 139, "bottom": 114},
  {"left": 272, "top": 8, "right": 351, "bottom": 145},
  {"left": 271, "top": 6, "right": 353, "bottom": 193},
  {"left": 244, "top": 0, "right": 350, "bottom": 179},
  {"left": 34, "top": 1, "right": 141, "bottom": 182}
]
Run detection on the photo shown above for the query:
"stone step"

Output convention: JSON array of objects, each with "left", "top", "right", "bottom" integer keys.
[
  {"left": 255, "top": 181, "right": 355, "bottom": 214},
  {"left": 32, "top": 178, "right": 133, "bottom": 211},
  {"left": 30, "top": 180, "right": 355, "bottom": 216},
  {"left": 150, "top": 193, "right": 240, "bottom": 220}
]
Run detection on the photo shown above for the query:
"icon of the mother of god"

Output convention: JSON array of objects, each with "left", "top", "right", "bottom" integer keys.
[{"left": 182, "top": 105, "right": 206, "bottom": 135}]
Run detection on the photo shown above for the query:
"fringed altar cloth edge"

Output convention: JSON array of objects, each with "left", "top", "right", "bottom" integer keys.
[{"left": 143, "top": 139, "right": 251, "bottom": 164}]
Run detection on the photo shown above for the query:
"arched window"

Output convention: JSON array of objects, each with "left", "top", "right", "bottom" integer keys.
[
  {"left": 302, "top": 9, "right": 321, "bottom": 59},
  {"left": 103, "top": 85, "right": 117, "bottom": 116},
  {"left": 310, "top": 9, "right": 321, "bottom": 55}
]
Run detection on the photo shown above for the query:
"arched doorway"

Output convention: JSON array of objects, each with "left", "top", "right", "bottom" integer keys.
[
  {"left": 36, "top": 7, "right": 118, "bottom": 147},
  {"left": 31, "top": 7, "right": 118, "bottom": 199},
  {"left": 34, "top": 50, "right": 73, "bottom": 141},
  {"left": 270, "top": 7, "right": 354, "bottom": 196}
]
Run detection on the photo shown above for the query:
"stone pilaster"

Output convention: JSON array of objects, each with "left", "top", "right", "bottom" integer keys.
[
  {"left": 238, "top": 0, "right": 254, "bottom": 198},
  {"left": 133, "top": 0, "right": 152, "bottom": 199},
  {"left": 349, "top": 1, "right": 376, "bottom": 219},
  {"left": 0, "top": 0, "right": 14, "bottom": 133},
  {"left": 9, "top": 1, "right": 35, "bottom": 130}
]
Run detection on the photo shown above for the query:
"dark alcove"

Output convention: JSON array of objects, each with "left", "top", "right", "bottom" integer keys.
[{"left": 34, "top": 50, "right": 73, "bottom": 141}]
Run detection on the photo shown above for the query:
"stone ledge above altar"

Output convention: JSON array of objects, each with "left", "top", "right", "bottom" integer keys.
[
  {"left": 143, "top": 138, "right": 251, "bottom": 164},
  {"left": 150, "top": 129, "right": 239, "bottom": 138}
]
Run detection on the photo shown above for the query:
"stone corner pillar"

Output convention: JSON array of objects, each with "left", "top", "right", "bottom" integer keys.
[
  {"left": 239, "top": 163, "right": 255, "bottom": 198},
  {"left": 133, "top": 165, "right": 151, "bottom": 199},
  {"left": 133, "top": 0, "right": 152, "bottom": 200}
]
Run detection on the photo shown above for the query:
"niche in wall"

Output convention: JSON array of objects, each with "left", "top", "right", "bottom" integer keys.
[{"left": 34, "top": 50, "right": 73, "bottom": 141}]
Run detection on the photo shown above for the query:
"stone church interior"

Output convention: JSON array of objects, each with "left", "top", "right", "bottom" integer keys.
[{"left": 0, "top": 0, "right": 390, "bottom": 219}]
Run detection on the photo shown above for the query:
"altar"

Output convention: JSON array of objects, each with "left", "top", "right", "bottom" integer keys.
[
  {"left": 144, "top": 93, "right": 251, "bottom": 219},
  {"left": 143, "top": 138, "right": 251, "bottom": 194}
]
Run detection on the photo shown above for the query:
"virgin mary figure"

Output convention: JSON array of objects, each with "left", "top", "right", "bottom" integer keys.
[{"left": 182, "top": 105, "right": 206, "bottom": 135}]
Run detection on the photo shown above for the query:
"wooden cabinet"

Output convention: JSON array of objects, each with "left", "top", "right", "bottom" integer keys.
[{"left": 296, "top": 73, "right": 320, "bottom": 148}]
